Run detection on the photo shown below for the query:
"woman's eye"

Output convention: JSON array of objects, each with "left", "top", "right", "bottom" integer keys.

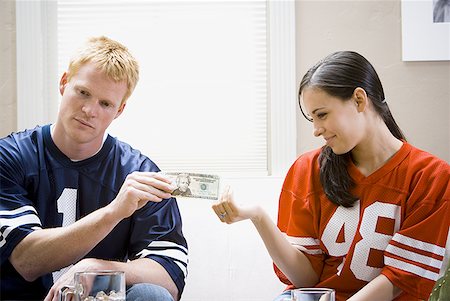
[
  {"left": 317, "top": 112, "right": 327, "bottom": 119},
  {"left": 100, "top": 101, "right": 111, "bottom": 108}
]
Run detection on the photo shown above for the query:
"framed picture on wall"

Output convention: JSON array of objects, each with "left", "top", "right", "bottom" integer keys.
[{"left": 401, "top": 0, "right": 450, "bottom": 61}]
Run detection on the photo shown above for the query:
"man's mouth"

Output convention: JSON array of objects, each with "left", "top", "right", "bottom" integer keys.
[{"left": 75, "top": 117, "right": 94, "bottom": 129}]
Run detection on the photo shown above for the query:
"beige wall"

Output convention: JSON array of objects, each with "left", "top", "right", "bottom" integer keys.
[
  {"left": 0, "top": 0, "right": 17, "bottom": 138},
  {"left": 1, "top": 0, "right": 449, "bottom": 161},
  {"left": 296, "top": 0, "right": 450, "bottom": 162}
]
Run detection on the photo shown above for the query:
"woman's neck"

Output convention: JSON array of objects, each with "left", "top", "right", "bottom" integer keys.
[{"left": 351, "top": 123, "right": 403, "bottom": 177}]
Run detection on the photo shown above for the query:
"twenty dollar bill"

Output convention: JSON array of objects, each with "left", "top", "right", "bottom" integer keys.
[{"left": 167, "top": 172, "right": 220, "bottom": 200}]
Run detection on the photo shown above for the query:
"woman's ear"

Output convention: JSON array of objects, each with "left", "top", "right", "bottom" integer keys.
[{"left": 353, "top": 87, "right": 368, "bottom": 112}]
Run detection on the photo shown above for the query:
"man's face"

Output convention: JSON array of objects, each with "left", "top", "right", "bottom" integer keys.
[{"left": 56, "top": 62, "right": 127, "bottom": 146}]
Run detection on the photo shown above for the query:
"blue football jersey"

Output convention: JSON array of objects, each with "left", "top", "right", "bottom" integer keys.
[{"left": 0, "top": 125, "right": 188, "bottom": 299}]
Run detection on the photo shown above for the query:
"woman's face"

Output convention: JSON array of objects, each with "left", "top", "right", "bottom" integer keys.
[{"left": 301, "top": 87, "right": 367, "bottom": 155}]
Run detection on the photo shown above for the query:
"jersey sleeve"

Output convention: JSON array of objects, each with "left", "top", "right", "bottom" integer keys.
[
  {"left": 381, "top": 156, "right": 450, "bottom": 299},
  {"left": 127, "top": 196, "right": 188, "bottom": 296},
  {"left": 274, "top": 150, "right": 326, "bottom": 286},
  {"left": 0, "top": 134, "right": 42, "bottom": 264}
]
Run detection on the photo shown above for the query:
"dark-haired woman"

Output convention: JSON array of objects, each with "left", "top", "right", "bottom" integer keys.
[{"left": 212, "top": 51, "right": 450, "bottom": 301}]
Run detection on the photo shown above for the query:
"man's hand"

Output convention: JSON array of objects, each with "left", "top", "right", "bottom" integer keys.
[
  {"left": 44, "top": 258, "right": 100, "bottom": 301},
  {"left": 110, "top": 172, "right": 176, "bottom": 219}
]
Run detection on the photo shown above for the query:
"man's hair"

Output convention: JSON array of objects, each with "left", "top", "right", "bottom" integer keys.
[{"left": 66, "top": 36, "right": 139, "bottom": 104}]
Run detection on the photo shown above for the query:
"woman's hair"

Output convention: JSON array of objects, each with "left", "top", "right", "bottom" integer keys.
[
  {"left": 66, "top": 36, "right": 139, "bottom": 104},
  {"left": 298, "top": 51, "right": 406, "bottom": 207}
]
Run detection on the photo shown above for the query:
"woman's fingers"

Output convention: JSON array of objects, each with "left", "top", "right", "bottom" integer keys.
[
  {"left": 212, "top": 186, "right": 239, "bottom": 223},
  {"left": 212, "top": 186, "right": 228, "bottom": 220},
  {"left": 212, "top": 205, "right": 227, "bottom": 221}
]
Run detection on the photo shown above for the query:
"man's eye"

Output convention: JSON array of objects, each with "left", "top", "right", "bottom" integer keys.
[{"left": 79, "top": 90, "right": 89, "bottom": 97}]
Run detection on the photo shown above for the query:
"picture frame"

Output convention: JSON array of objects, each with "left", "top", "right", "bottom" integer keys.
[{"left": 401, "top": 0, "right": 450, "bottom": 61}]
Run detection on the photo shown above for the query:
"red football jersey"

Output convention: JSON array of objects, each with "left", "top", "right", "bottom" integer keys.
[{"left": 275, "top": 142, "right": 450, "bottom": 301}]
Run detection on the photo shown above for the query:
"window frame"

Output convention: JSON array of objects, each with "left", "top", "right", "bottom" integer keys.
[{"left": 15, "top": 0, "right": 297, "bottom": 178}]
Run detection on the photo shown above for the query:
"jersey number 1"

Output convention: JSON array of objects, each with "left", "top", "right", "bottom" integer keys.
[{"left": 52, "top": 188, "right": 77, "bottom": 282}]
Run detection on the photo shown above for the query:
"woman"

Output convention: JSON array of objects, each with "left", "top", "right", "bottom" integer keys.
[{"left": 212, "top": 51, "right": 449, "bottom": 301}]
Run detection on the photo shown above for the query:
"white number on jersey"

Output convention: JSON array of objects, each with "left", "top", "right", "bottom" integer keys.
[
  {"left": 52, "top": 188, "right": 77, "bottom": 282},
  {"left": 321, "top": 201, "right": 401, "bottom": 281}
]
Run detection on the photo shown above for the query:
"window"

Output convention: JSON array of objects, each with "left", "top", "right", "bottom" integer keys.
[{"left": 16, "top": 0, "right": 296, "bottom": 177}]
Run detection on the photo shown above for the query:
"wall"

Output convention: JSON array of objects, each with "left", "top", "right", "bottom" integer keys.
[
  {"left": 2, "top": 5, "right": 449, "bottom": 167},
  {"left": 0, "top": 0, "right": 17, "bottom": 138},
  {"left": 1, "top": 1, "right": 449, "bottom": 300},
  {"left": 296, "top": 0, "right": 450, "bottom": 162}
]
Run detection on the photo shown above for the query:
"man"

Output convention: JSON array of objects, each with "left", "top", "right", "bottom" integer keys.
[{"left": 0, "top": 36, "right": 188, "bottom": 301}]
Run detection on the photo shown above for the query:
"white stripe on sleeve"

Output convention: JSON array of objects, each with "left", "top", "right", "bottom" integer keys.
[
  {"left": 136, "top": 240, "right": 189, "bottom": 276},
  {"left": 385, "top": 257, "right": 440, "bottom": 281},
  {"left": 0, "top": 208, "right": 42, "bottom": 248}
]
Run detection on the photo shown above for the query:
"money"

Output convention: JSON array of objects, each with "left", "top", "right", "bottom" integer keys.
[{"left": 167, "top": 172, "right": 220, "bottom": 200}]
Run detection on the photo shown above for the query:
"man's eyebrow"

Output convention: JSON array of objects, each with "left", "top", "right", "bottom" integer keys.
[{"left": 74, "top": 84, "right": 89, "bottom": 91}]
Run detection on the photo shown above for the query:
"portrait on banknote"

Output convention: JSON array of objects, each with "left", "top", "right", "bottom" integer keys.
[{"left": 172, "top": 173, "right": 193, "bottom": 197}]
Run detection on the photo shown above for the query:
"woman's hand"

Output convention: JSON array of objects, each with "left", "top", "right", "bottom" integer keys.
[{"left": 212, "top": 186, "right": 262, "bottom": 224}]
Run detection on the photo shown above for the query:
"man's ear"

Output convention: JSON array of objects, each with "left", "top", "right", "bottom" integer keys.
[
  {"left": 114, "top": 102, "right": 126, "bottom": 119},
  {"left": 353, "top": 87, "right": 368, "bottom": 113},
  {"left": 59, "top": 72, "right": 68, "bottom": 96}
]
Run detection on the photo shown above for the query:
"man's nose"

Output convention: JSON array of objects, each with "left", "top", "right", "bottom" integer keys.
[{"left": 81, "top": 101, "right": 98, "bottom": 117}]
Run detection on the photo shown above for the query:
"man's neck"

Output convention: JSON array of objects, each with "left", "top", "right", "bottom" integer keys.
[{"left": 50, "top": 123, "right": 107, "bottom": 161}]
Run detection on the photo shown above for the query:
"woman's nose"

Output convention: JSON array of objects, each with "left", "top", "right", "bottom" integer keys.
[{"left": 313, "top": 124, "right": 324, "bottom": 137}]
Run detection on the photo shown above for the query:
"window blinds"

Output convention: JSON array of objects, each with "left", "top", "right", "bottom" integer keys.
[{"left": 57, "top": 0, "right": 268, "bottom": 174}]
